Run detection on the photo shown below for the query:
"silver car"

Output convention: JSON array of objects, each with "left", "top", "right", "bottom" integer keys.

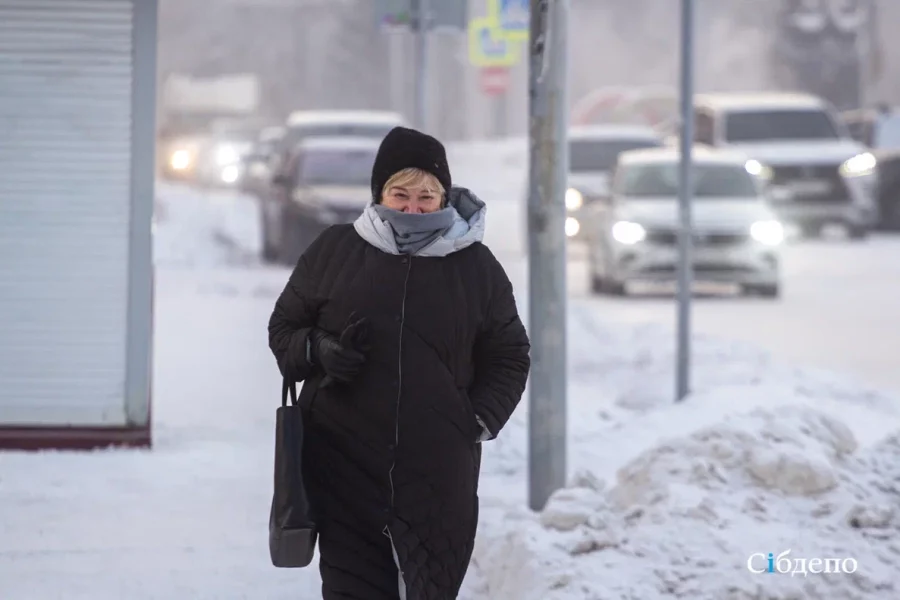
[
  {"left": 689, "top": 93, "right": 877, "bottom": 239},
  {"left": 583, "top": 146, "right": 784, "bottom": 297},
  {"left": 564, "top": 125, "right": 663, "bottom": 239}
]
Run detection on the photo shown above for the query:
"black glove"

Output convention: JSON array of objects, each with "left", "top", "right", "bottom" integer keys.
[{"left": 309, "top": 317, "right": 369, "bottom": 384}]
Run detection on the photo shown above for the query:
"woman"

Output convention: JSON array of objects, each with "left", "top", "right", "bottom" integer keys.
[{"left": 268, "top": 126, "right": 530, "bottom": 599}]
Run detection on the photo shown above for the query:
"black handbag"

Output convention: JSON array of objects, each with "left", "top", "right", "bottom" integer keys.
[{"left": 268, "top": 378, "right": 317, "bottom": 568}]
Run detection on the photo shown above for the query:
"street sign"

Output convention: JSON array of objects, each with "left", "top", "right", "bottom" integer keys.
[
  {"left": 468, "top": 16, "right": 518, "bottom": 67},
  {"left": 492, "top": 0, "right": 529, "bottom": 41},
  {"left": 375, "top": 0, "right": 467, "bottom": 30},
  {"left": 480, "top": 66, "right": 511, "bottom": 95}
]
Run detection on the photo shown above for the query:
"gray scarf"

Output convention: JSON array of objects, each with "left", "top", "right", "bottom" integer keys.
[{"left": 372, "top": 204, "right": 456, "bottom": 255}]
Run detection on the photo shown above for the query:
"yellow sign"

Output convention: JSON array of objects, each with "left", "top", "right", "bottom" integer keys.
[
  {"left": 468, "top": 16, "right": 518, "bottom": 67},
  {"left": 488, "top": 0, "right": 529, "bottom": 42},
  {"left": 467, "top": 0, "right": 529, "bottom": 66}
]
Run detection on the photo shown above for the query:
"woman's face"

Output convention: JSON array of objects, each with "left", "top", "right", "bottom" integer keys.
[{"left": 381, "top": 184, "right": 443, "bottom": 214}]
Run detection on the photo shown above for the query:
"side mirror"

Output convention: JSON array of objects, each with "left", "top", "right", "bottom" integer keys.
[{"left": 272, "top": 173, "right": 293, "bottom": 187}]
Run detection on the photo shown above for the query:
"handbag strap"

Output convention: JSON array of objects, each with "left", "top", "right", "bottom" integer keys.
[{"left": 281, "top": 378, "right": 298, "bottom": 407}]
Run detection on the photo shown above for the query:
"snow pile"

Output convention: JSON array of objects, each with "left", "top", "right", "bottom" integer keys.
[
  {"left": 478, "top": 303, "right": 898, "bottom": 482},
  {"left": 153, "top": 181, "right": 261, "bottom": 268},
  {"left": 473, "top": 313, "right": 900, "bottom": 599}
]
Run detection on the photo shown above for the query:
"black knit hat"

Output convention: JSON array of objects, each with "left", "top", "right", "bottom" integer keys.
[{"left": 371, "top": 126, "right": 452, "bottom": 202}]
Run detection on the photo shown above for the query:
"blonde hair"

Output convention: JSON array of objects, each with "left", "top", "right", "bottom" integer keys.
[{"left": 382, "top": 168, "right": 445, "bottom": 197}]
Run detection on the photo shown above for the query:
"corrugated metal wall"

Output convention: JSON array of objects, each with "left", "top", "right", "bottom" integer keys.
[{"left": 0, "top": 0, "right": 135, "bottom": 426}]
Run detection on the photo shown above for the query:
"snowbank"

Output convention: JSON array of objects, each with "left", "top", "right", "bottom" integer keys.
[
  {"left": 153, "top": 181, "right": 261, "bottom": 268},
  {"left": 473, "top": 310, "right": 900, "bottom": 599}
]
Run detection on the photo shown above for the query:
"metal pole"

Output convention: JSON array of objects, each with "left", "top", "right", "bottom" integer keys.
[
  {"left": 854, "top": 21, "right": 866, "bottom": 110},
  {"left": 675, "top": 0, "right": 694, "bottom": 402},
  {"left": 413, "top": 0, "right": 429, "bottom": 130},
  {"left": 494, "top": 92, "right": 506, "bottom": 138},
  {"left": 527, "top": 0, "right": 568, "bottom": 511}
]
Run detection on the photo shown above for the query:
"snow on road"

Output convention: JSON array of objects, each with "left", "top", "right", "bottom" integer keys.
[
  {"left": 153, "top": 182, "right": 261, "bottom": 268},
  {"left": 3, "top": 145, "right": 900, "bottom": 599}
]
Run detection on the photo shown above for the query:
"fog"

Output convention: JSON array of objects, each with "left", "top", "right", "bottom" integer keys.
[{"left": 158, "top": 0, "right": 899, "bottom": 140}]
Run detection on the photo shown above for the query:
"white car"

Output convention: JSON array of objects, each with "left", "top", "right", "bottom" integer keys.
[
  {"left": 583, "top": 146, "right": 784, "bottom": 297},
  {"left": 689, "top": 92, "right": 877, "bottom": 239},
  {"left": 564, "top": 124, "right": 663, "bottom": 239},
  {"left": 281, "top": 110, "right": 407, "bottom": 150},
  {"left": 268, "top": 110, "right": 407, "bottom": 184}
]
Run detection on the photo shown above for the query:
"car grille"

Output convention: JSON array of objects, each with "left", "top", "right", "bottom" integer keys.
[
  {"left": 645, "top": 230, "right": 749, "bottom": 246},
  {"left": 641, "top": 263, "right": 755, "bottom": 274},
  {"left": 769, "top": 163, "right": 849, "bottom": 203}
]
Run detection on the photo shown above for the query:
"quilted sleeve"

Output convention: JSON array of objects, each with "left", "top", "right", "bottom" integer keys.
[
  {"left": 469, "top": 249, "right": 531, "bottom": 439},
  {"left": 267, "top": 240, "right": 327, "bottom": 383}
]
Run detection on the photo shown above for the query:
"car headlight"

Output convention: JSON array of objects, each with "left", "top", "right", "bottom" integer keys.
[
  {"left": 745, "top": 159, "right": 773, "bottom": 180},
  {"left": 220, "top": 165, "right": 240, "bottom": 184},
  {"left": 612, "top": 220, "right": 646, "bottom": 245},
  {"left": 839, "top": 152, "right": 876, "bottom": 177},
  {"left": 565, "top": 188, "right": 583, "bottom": 210},
  {"left": 216, "top": 144, "right": 240, "bottom": 166},
  {"left": 750, "top": 220, "right": 784, "bottom": 246},
  {"left": 169, "top": 149, "right": 191, "bottom": 170},
  {"left": 565, "top": 217, "right": 580, "bottom": 237},
  {"left": 292, "top": 188, "right": 320, "bottom": 206}
]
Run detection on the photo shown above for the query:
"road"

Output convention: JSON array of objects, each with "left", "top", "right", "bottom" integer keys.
[
  {"left": 453, "top": 140, "right": 900, "bottom": 397},
  {"left": 197, "top": 146, "right": 900, "bottom": 397},
  {"left": 498, "top": 235, "right": 900, "bottom": 396}
]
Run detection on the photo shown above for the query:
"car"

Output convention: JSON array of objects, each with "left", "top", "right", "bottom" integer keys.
[
  {"left": 284, "top": 110, "right": 406, "bottom": 139},
  {"left": 582, "top": 146, "right": 784, "bottom": 297},
  {"left": 685, "top": 92, "right": 877, "bottom": 239},
  {"left": 564, "top": 124, "right": 664, "bottom": 239},
  {"left": 260, "top": 136, "right": 378, "bottom": 265},
  {"left": 269, "top": 110, "right": 407, "bottom": 176},
  {"left": 240, "top": 126, "right": 286, "bottom": 196},
  {"left": 159, "top": 118, "right": 262, "bottom": 188},
  {"left": 840, "top": 106, "right": 900, "bottom": 230}
]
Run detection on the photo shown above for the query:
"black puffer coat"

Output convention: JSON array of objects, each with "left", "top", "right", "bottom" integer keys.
[{"left": 268, "top": 204, "right": 530, "bottom": 599}]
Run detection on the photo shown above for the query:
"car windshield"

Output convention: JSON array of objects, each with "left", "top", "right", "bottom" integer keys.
[
  {"left": 569, "top": 138, "right": 661, "bottom": 172},
  {"left": 724, "top": 109, "right": 841, "bottom": 142},
  {"left": 618, "top": 162, "right": 759, "bottom": 198},
  {"left": 298, "top": 148, "right": 376, "bottom": 186},
  {"left": 286, "top": 123, "right": 396, "bottom": 146},
  {"left": 875, "top": 114, "right": 900, "bottom": 149}
]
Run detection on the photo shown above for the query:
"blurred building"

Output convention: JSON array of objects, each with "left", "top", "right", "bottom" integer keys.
[
  {"left": 0, "top": 0, "right": 156, "bottom": 449},
  {"left": 158, "top": 0, "right": 900, "bottom": 141}
]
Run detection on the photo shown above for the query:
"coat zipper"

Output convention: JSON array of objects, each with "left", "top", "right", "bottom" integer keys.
[
  {"left": 388, "top": 256, "right": 412, "bottom": 506},
  {"left": 385, "top": 256, "right": 413, "bottom": 598}
]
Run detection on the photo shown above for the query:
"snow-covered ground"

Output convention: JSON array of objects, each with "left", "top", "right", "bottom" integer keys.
[
  {"left": 473, "top": 323, "right": 900, "bottom": 599},
  {"left": 2, "top": 143, "right": 900, "bottom": 599}
]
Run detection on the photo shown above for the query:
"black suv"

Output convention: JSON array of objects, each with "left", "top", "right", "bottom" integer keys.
[{"left": 260, "top": 136, "right": 379, "bottom": 265}]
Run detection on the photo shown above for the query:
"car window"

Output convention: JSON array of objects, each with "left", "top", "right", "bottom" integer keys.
[
  {"left": 874, "top": 114, "right": 900, "bottom": 149},
  {"left": 617, "top": 162, "right": 759, "bottom": 198},
  {"left": 694, "top": 110, "right": 715, "bottom": 145},
  {"left": 295, "top": 148, "right": 376, "bottom": 186},
  {"left": 842, "top": 117, "right": 872, "bottom": 145},
  {"left": 569, "top": 138, "right": 661, "bottom": 172},
  {"left": 724, "top": 109, "right": 841, "bottom": 142}
]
